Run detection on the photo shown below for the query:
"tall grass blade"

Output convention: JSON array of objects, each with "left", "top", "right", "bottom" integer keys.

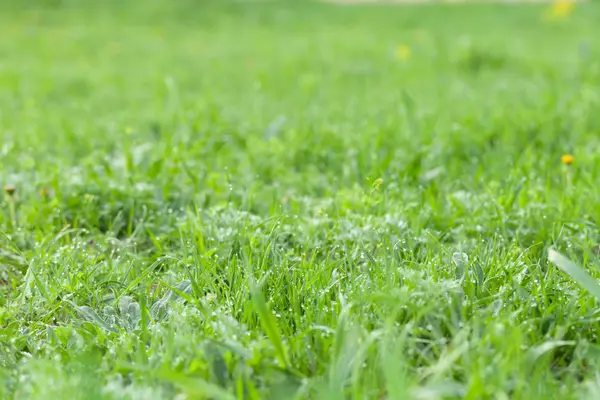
[
  {"left": 548, "top": 248, "right": 600, "bottom": 300},
  {"left": 250, "top": 278, "right": 290, "bottom": 368}
]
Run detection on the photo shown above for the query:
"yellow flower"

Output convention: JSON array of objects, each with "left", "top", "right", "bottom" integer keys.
[
  {"left": 395, "top": 44, "right": 411, "bottom": 61},
  {"left": 546, "top": 0, "right": 575, "bottom": 20},
  {"left": 372, "top": 178, "right": 383, "bottom": 189},
  {"left": 561, "top": 154, "right": 575, "bottom": 165}
]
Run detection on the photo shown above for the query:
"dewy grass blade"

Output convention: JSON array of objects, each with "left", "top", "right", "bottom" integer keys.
[
  {"left": 548, "top": 248, "right": 600, "bottom": 300},
  {"left": 250, "top": 277, "right": 291, "bottom": 368}
]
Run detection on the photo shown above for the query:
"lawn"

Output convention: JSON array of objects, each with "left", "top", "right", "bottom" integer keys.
[{"left": 2, "top": 0, "right": 600, "bottom": 399}]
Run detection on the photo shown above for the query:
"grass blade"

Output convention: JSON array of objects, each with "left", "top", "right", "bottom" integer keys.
[
  {"left": 160, "top": 370, "right": 235, "bottom": 400},
  {"left": 249, "top": 278, "right": 290, "bottom": 368},
  {"left": 548, "top": 248, "right": 600, "bottom": 300}
]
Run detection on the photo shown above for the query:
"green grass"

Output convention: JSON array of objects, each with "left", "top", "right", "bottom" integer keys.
[{"left": 2, "top": 0, "right": 600, "bottom": 398}]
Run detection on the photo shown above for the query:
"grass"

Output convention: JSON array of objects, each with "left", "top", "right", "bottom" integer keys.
[{"left": 1, "top": 0, "right": 600, "bottom": 398}]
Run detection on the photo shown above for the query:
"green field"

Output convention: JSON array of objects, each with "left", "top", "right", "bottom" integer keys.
[{"left": 2, "top": 1, "right": 600, "bottom": 398}]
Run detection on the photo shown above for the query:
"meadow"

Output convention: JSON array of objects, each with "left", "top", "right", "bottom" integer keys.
[{"left": 2, "top": 0, "right": 600, "bottom": 398}]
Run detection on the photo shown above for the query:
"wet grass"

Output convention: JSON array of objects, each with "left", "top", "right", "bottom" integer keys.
[{"left": 2, "top": 1, "right": 600, "bottom": 399}]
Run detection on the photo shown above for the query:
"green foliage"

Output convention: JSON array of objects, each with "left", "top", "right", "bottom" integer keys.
[{"left": 2, "top": 0, "right": 600, "bottom": 399}]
